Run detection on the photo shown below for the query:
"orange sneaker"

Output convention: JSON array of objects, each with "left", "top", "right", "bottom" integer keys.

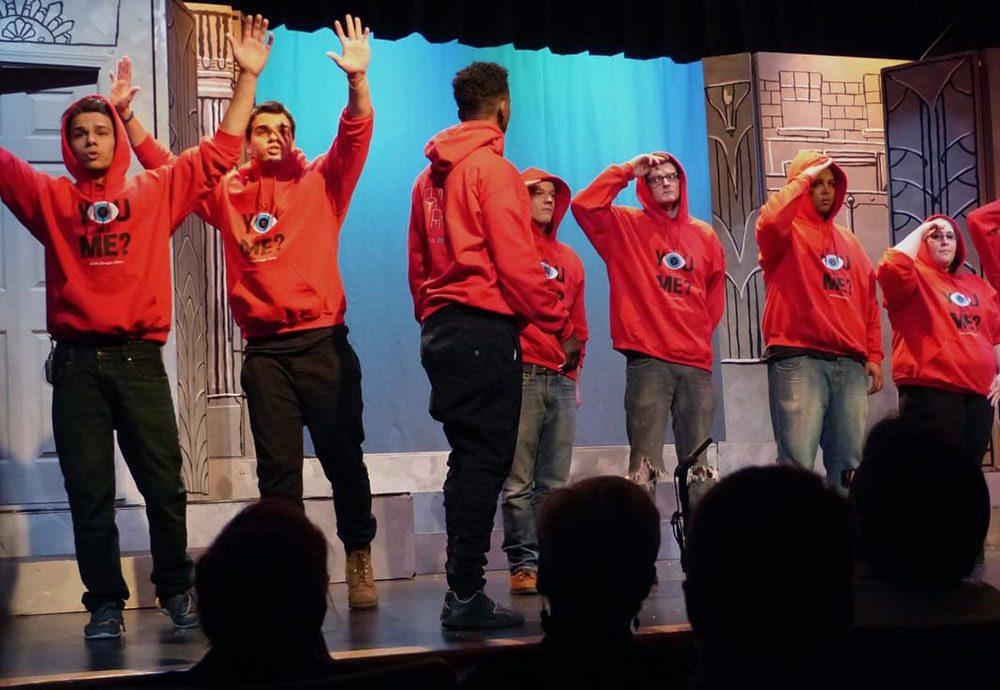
[{"left": 510, "top": 569, "right": 538, "bottom": 595}]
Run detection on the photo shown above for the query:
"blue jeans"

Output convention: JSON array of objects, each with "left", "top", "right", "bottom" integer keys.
[
  {"left": 501, "top": 366, "right": 577, "bottom": 572},
  {"left": 624, "top": 356, "right": 715, "bottom": 489},
  {"left": 767, "top": 355, "right": 868, "bottom": 493}
]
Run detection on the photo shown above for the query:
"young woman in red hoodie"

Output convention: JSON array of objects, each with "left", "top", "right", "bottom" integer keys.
[
  {"left": 877, "top": 215, "right": 1000, "bottom": 460},
  {"left": 0, "top": 15, "right": 270, "bottom": 639}
]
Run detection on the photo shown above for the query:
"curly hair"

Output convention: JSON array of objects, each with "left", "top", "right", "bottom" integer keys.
[{"left": 452, "top": 61, "right": 509, "bottom": 121}]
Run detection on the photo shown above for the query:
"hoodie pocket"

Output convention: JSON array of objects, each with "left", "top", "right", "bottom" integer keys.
[
  {"left": 53, "top": 271, "right": 160, "bottom": 335},
  {"left": 229, "top": 264, "right": 327, "bottom": 331},
  {"left": 923, "top": 336, "right": 993, "bottom": 391}
]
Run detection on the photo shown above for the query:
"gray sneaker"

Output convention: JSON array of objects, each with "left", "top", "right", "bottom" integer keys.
[
  {"left": 84, "top": 603, "right": 125, "bottom": 639},
  {"left": 160, "top": 590, "right": 199, "bottom": 629}
]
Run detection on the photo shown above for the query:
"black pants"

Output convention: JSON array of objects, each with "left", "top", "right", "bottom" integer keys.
[
  {"left": 421, "top": 306, "right": 522, "bottom": 597},
  {"left": 52, "top": 341, "right": 192, "bottom": 612},
  {"left": 240, "top": 327, "right": 376, "bottom": 551},
  {"left": 898, "top": 385, "right": 994, "bottom": 462}
]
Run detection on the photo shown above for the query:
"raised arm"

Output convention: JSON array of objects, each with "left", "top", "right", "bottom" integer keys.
[
  {"left": 108, "top": 55, "right": 174, "bottom": 170},
  {"left": 571, "top": 154, "right": 663, "bottom": 257},
  {"left": 219, "top": 15, "right": 271, "bottom": 137},
  {"left": 0, "top": 147, "right": 52, "bottom": 242},
  {"left": 318, "top": 14, "right": 375, "bottom": 213},
  {"left": 326, "top": 14, "right": 372, "bottom": 120},
  {"left": 876, "top": 220, "right": 939, "bottom": 308},
  {"left": 968, "top": 199, "right": 1000, "bottom": 292},
  {"left": 160, "top": 13, "right": 272, "bottom": 226},
  {"left": 756, "top": 157, "right": 832, "bottom": 266}
]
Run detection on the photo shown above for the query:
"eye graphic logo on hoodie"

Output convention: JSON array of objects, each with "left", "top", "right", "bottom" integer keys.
[
  {"left": 541, "top": 260, "right": 563, "bottom": 281},
  {"left": 77, "top": 199, "right": 133, "bottom": 260},
  {"left": 87, "top": 201, "right": 120, "bottom": 224},
  {"left": 945, "top": 290, "right": 983, "bottom": 333},
  {"left": 821, "top": 252, "right": 853, "bottom": 297},
  {"left": 251, "top": 212, "right": 278, "bottom": 234},
  {"left": 239, "top": 212, "right": 286, "bottom": 262},
  {"left": 949, "top": 291, "right": 973, "bottom": 307},
  {"left": 823, "top": 254, "right": 847, "bottom": 271},
  {"left": 654, "top": 248, "right": 694, "bottom": 296},
  {"left": 540, "top": 260, "right": 566, "bottom": 301}
]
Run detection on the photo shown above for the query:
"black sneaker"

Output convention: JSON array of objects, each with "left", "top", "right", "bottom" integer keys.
[
  {"left": 440, "top": 590, "right": 525, "bottom": 630},
  {"left": 160, "top": 590, "right": 199, "bottom": 629},
  {"left": 84, "top": 603, "right": 125, "bottom": 640}
]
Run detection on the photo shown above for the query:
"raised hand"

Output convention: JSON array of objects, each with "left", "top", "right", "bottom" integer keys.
[
  {"left": 108, "top": 56, "right": 140, "bottom": 117},
  {"left": 326, "top": 14, "right": 371, "bottom": 78},
  {"left": 914, "top": 220, "right": 938, "bottom": 237},
  {"left": 910, "top": 218, "right": 952, "bottom": 241},
  {"left": 228, "top": 14, "right": 273, "bottom": 77},
  {"left": 628, "top": 153, "right": 669, "bottom": 178},
  {"left": 802, "top": 156, "right": 834, "bottom": 180}
]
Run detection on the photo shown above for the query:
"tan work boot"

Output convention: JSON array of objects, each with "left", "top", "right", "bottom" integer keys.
[
  {"left": 509, "top": 569, "right": 538, "bottom": 595},
  {"left": 345, "top": 546, "right": 379, "bottom": 610}
]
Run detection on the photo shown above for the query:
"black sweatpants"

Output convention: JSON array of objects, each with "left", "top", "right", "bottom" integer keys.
[
  {"left": 898, "top": 385, "right": 994, "bottom": 462},
  {"left": 420, "top": 306, "right": 522, "bottom": 597}
]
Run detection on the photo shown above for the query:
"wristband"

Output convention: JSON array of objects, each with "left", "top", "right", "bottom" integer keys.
[{"left": 121, "top": 111, "right": 135, "bottom": 124}]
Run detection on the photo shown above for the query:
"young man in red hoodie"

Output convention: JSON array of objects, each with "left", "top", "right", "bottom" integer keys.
[
  {"left": 756, "top": 152, "right": 883, "bottom": 492},
  {"left": 0, "top": 16, "right": 271, "bottom": 638},
  {"left": 408, "top": 62, "right": 581, "bottom": 629},
  {"left": 502, "top": 168, "right": 588, "bottom": 596},
  {"left": 877, "top": 215, "right": 1000, "bottom": 459},
  {"left": 115, "top": 15, "right": 380, "bottom": 610},
  {"left": 572, "top": 152, "right": 725, "bottom": 499}
]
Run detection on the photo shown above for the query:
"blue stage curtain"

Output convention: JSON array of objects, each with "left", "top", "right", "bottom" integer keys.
[{"left": 258, "top": 28, "right": 710, "bottom": 453}]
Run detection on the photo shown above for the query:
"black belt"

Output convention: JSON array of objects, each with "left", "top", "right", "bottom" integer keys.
[{"left": 523, "top": 363, "right": 560, "bottom": 376}]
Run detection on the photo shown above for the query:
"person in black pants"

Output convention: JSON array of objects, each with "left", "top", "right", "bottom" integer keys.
[
  {"left": 0, "top": 15, "right": 270, "bottom": 639},
  {"left": 876, "top": 215, "right": 1000, "bottom": 462},
  {"left": 119, "top": 14, "right": 381, "bottom": 610},
  {"left": 408, "top": 62, "right": 580, "bottom": 629}
]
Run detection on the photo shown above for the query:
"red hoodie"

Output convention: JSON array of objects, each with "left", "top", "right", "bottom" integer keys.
[
  {"left": 518, "top": 168, "right": 589, "bottom": 379},
  {"left": 134, "top": 109, "right": 373, "bottom": 338},
  {"left": 407, "top": 121, "right": 572, "bottom": 339},
  {"left": 571, "top": 153, "right": 725, "bottom": 372},
  {"left": 0, "top": 94, "right": 241, "bottom": 343},
  {"left": 967, "top": 199, "right": 1000, "bottom": 293},
  {"left": 877, "top": 215, "right": 1000, "bottom": 395},
  {"left": 756, "top": 151, "right": 883, "bottom": 364}
]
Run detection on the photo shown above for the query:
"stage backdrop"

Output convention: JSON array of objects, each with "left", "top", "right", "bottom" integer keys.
[{"left": 257, "top": 28, "right": 713, "bottom": 453}]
